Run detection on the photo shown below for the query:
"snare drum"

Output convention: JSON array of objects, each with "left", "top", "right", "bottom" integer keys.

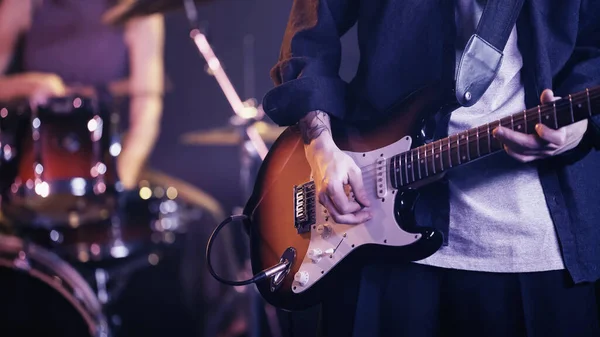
[
  {"left": 0, "top": 96, "right": 122, "bottom": 228},
  {"left": 0, "top": 235, "right": 110, "bottom": 337},
  {"left": 20, "top": 187, "right": 183, "bottom": 263}
]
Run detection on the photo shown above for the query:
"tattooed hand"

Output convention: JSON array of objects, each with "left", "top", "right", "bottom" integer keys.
[{"left": 300, "top": 111, "right": 372, "bottom": 224}]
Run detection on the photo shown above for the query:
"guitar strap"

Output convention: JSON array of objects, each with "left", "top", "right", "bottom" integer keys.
[{"left": 454, "top": 0, "right": 525, "bottom": 107}]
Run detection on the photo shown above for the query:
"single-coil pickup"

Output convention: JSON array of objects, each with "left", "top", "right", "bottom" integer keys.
[{"left": 376, "top": 157, "right": 387, "bottom": 198}]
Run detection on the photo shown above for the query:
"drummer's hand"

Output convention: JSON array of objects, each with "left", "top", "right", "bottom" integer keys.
[{"left": 18, "top": 73, "right": 67, "bottom": 104}]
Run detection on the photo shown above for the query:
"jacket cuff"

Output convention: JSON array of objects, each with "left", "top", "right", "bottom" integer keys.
[{"left": 262, "top": 76, "right": 347, "bottom": 126}]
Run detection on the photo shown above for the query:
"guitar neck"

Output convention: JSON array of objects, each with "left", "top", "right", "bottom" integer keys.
[{"left": 389, "top": 87, "right": 600, "bottom": 188}]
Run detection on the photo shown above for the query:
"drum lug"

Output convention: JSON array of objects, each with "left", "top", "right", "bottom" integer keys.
[{"left": 13, "top": 250, "right": 31, "bottom": 271}]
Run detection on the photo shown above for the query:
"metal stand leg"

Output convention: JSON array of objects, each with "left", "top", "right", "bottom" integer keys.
[{"left": 181, "top": 1, "right": 282, "bottom": 337}]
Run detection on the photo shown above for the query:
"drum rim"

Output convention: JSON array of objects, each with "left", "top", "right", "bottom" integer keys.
[{"left": 0, "top": 234, "right": 109, "bottom": 337}]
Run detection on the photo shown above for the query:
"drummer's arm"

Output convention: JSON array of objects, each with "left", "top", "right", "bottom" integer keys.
[
  {"left": 0, "top": 0, "right": 64, "bottom": 102},
  {"left": 0, "top": 0, "right": 30, "bottom": 74},
  {"left": 117, "top": 13, "right": 165, "bottom": 190}
]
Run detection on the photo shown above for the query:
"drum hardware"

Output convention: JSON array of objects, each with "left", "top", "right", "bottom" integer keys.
[
  {"left": 180, "top": 120, "right": 285, "bottom": 146},
  {"left": 0, "top": 235, "right": 111, "bottom": 337},
  {"left": 0, "top": 171, "right": 212, "bottom": 336},
  {"left": 180, "top": 1, "right": 283, "bottom": 336},
  {"left": 17, "top": 187, "right": 186, "bottom": 265}
]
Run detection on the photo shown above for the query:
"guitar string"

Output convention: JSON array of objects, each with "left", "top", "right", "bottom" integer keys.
[
  {"left": 353, "top": 91, "right": 600, "bottom": 176},
  {"left": 304, "top": 91, "right": 600, "bottom": 190},
  {"left": 346, "top": 92, "right": 600, "bottom": 190}
]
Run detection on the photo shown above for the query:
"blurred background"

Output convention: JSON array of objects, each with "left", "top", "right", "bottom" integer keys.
[
  {"left": 138, "top": 1, "right": 359, "bottom": 336},
  {"left": 0, "top": 0, "right": 359, "bottom": 336}
]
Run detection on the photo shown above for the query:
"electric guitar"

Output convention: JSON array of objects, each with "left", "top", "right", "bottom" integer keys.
[{"left": 242, "top": 84, "right": 600, "bottom": 311}]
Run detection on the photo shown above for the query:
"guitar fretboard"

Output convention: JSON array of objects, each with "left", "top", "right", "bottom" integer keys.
[{"left": 389, "top": 87, "right": 600, "bottom": 188}]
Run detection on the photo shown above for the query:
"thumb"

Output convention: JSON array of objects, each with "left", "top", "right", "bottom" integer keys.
[
  {"left": 540, "top": 89, "right": 561, "bottom": 104},
  {"left": 348, "top": 167, "right": 371, "bottom": 207}
]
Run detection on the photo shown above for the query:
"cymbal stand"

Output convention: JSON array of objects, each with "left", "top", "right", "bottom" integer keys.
[{"left": 181, "top": 1, "right": 281, "bottom": 337}]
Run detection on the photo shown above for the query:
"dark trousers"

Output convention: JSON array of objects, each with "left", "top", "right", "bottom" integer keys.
[{"left": 319, "top": 262, "right": 600, "bottom": 337}]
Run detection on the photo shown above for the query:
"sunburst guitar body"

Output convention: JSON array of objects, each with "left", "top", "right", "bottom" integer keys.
[{"left": 243, "top": 84, "right": 600, "bottom": 311}]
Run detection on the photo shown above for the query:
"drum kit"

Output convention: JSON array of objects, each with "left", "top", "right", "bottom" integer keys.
[{"left": 0, "top": 0, "right": 284, "bottom": 337}]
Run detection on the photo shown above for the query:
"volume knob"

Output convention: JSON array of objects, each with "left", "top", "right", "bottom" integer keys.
[
  {"left": 294, "top": 271, "right": 310, "bottom": 286},
  {"left": 307, "top": 248, "right": 323, "bottom": 262}
]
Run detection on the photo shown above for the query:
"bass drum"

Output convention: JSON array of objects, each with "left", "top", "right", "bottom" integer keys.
[{"left": 0, "top": 235, "right": 110, "bottom": 337}]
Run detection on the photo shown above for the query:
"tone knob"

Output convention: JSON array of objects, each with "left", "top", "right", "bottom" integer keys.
[
  {"left": 294, "top": 271, "right": 310, "bottom": 286},
  {"left": 307, "top": 248, "right": 323, "bottom": 262}
]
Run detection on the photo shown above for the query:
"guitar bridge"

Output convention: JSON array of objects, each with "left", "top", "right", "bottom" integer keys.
[{"left": 294, "top": 181, "right": 316, "bottom": 234}]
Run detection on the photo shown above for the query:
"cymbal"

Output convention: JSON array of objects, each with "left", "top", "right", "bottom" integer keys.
[
  {"left": 103, "top": 0, "right": 213, "bottom": 25},
  {"left": 180, "top": 121, "right": 285, "bottom": 146},
  {"left": 139, "top": 168, "right": 225, "bottom": 221}
]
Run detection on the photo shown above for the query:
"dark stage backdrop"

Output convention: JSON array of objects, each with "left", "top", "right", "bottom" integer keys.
[
  {"left": 133, "top": 0, "right": 360, "bottom": 336},
  {"left": 153, "top": 0, "right": 358, "bottom": 214}
]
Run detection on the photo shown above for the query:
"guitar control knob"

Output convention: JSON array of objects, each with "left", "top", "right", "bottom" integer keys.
[
  {"left": 294, "top": 271, "right": 310, "bottom": 286},
  {"left": 316, "top": 224, "right": 331, "bottom": 237},
  {"left": 307, "top": 248, "right": 323, "bottom": 262}
]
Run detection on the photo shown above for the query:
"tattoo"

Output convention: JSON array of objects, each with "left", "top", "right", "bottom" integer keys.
[{"left": 299, "top": 110, "right": 331, "bottom": 144}]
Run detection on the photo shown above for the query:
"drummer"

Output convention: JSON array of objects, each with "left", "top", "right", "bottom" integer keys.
[{"left": 0, "top": 0, "right": 165, "bottom": 190}]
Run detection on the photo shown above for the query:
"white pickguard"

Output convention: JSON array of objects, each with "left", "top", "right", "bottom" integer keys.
[{"left": 291, "top": 135, "right": 419, "bottom": 293}]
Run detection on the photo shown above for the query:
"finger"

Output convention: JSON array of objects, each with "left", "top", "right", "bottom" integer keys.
[
  {"left": 503, "top": 144, "right": 541, "bottom": 163},
  {"left": 540, "top": 89, "right": 561, "bottom": 104},
  {"left": 320, "top": 194, "right": 371, "bottom": 225},
  {"left": 493, "top": 126, "right": 551, "bottom": 152},
  {"left": 535, "top": 124, "right": 567, "bottom": 146},
  {"left": 324, "top": 181, "right": 363, "bottom": 214},
  {"left": 30, "top": 91, "right": 51, "bottom": 106},
  {"left": 52, "top": 85, "right": 67, "bottom": 97},
  {"left": 347, "top": 166, "right": 371, "bottom": 207}
]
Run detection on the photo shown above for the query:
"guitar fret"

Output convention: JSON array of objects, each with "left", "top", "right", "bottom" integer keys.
[
  {"left": 466, "top": 132, "right": 471, "bottom": 161},
  {"left": 569, "top": 94, "right": 574, "bottom": 123},
  {"left": 456, "top": 135, "right": 461, "bottom": 165},
  {"left": 399, "top": 155, "right": 404, "bottom": 186},
  {"left": 389, "top": 157, "right": 395, "bottom": 188},
  {"left": 439, "top": 140, "right": 444, "bottom": 171},
  {"left": 404, "top": 153, "right": 410, "bottom": 184},
  {"left": 510, "top": 114, "right": 514, "bottom": 130},
  {"left": 476, "top": 130, "right": 480, "bottom": 157},
  {"left": 486, "top": 123, "right": 491, "bottom": 153},
  {"left": 391, "top": 156, "right": 396, "bottom": 187},
  {"left": 432, "top": 142, "right": 437, "bottom": 174},
  {"left": 553, "top": 102, "right": 558, "bottom": 128},
  {"left": 523, "top": 109, "right": 527, "bottom": 132},
  {"left": 410, "top": 151, "right": 415, "bottom": 182},
  {"left": 421, "top": 144, "right": 429, "bottom": 178},
  {"left": 447, "top": 137, "right": 452, "bottom": 168},
  {"left": 587, "top": 88, "right": 592, "bottom": 117},
  {"left": 537, "top": 106, "right": 541, "bottom": 125},
  {"left": 433, "top": 142, "right": 440, "bottom": 174},
  {"left": 392, "top": 155, "right": 397, "bottom": 187},
  {"left": 416, "top": 149, "right": 422, "bottom": 179}
]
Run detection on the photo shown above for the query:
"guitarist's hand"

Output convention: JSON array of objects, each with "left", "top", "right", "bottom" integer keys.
[
  {"left": 300, "top": 111, "right": 372, "bottom": 224},
  {"left": 493, "top": 89, "right": 588, "bottom": 162}
]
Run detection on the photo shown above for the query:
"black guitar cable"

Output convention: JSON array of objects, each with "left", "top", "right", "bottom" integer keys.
[
  {"left": 205, "top": 214, "right": 262, "bottom": 285},
  {"left": 207, "top": 214, "right": 291, "bottom": 286},
  {"left": 207, "top": 214, "right": 299, "bottom": 337}
]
